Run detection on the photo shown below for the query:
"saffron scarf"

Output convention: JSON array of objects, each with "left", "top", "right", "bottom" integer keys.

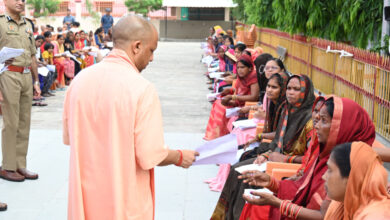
[{"left": 325, "top": 142, "right": 390, "bottom": 220}]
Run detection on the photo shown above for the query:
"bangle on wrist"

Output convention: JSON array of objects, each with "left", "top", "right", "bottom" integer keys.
[
  {"left": 257, "top": 133, "right": 262, "bottom": 141},
  {"left": 280, "top": 199, "right": 301, "bottom": 219},
  {"left": 261, "top": 152, "right": 269, "bottom": 160},
  {"left": 284, "top": 155, "right": 296, "bottom": 163},
  {"left": 175, "top": 150, "right": 183, "bottom": 166}
]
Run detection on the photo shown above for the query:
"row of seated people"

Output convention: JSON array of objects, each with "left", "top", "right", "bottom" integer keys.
[
  {"left": 32, "top": 26, "right": 111, "bottom": 106},
  {"left": 202, "top": 27, "right": 390, "bottom": 220},
  {"left": 36, "top": 23, "right": 113, "bottom": 49}
]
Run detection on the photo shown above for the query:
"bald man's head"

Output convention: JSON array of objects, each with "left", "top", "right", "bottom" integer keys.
[
  {"left": 113, "top": 15, "right": 156, "bottom": 48},
  {"left": 112, "top": 15, "right": 158, "bottom": 72}
]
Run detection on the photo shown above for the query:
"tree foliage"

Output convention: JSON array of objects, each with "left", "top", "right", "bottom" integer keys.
[
  {"left": 233, "top": 0, "right": 383, "bottom": 48},
  {"left": 125, "top": 0, "right": 162, "bottom": 16},
  {"left": 27, "top": 0, "right": 60, "bottom": 17}
]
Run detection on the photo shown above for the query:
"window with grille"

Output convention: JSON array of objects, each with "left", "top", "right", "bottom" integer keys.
[
  {"left": 95, "top": 1, "right": 113, "bottom": 13},
  {"left": 58, "top": 1, "right": 69, "bottom": 14},
  {"left": 188, "top": 8, "right": 224, "bottom": 20},
  {"left": 171, "top": 7, "right": 176, "bottom": 16}
]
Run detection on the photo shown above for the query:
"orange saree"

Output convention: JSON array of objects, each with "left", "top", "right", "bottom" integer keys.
[{"left": 325, "top": 142, "right": 390, "bottom": 220}]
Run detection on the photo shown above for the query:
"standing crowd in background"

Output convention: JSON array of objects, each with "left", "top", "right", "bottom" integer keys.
[{"left": 30, "top": 8, "right": 114, "bottom": 106}]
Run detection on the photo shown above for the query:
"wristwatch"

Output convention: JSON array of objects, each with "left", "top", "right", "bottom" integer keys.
[{"left": 34, "top": 81, "right": 40, "bottom": 86}]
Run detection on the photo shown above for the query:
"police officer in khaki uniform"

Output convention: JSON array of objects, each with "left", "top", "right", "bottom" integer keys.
[{"left": 0, "top": 0, "right": 41, "bottom": 185}]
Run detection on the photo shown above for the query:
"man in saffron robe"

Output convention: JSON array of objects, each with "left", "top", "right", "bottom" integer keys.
[{"left": 63, "top": 15, "right": 199, "bottom": 220}]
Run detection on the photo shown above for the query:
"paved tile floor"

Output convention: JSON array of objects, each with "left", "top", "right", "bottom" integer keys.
[{"left": 0, "top": 42, "right": 221, "bottom": 220}]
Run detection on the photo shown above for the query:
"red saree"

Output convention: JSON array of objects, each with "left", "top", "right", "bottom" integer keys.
[
  {"left": 204, "top": 55, "right": 258, "bottom": 140},
  {"left": 270, "top": 96, "right": 376, "bottom": 219}
]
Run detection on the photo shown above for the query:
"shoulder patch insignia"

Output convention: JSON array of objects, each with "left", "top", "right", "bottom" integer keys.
[{"left": 8, "top": 24, "right": 16, "bottom": 31}]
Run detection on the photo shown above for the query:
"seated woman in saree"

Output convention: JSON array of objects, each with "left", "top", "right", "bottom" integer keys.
[
  {"left": 224, "top": 35, "right": 235, "bottom": 49},
  {"left": 205, "top": 73, "right": 289, "bottom": 192},
  {"left": 210, "top": 74, "right": 315, "bottom": 220},
  {"left": 238, "top": 96, "right": 324, "bottom": 220},
  {"left": 53, "top": 35, "right": 75, "bottom": 85},
  {"left": 216, "top": 49, "right": 238, "bottom": 92},
  {"left": 235, "top": 72, "right": 288, "bottom": 151},
  {"left": 234, "top": 57, "right": 287, "bottom": 145},
  {"left": 255, "top": 54, "right": 274, "bottom": 103},
  {"left": 217, "top": 45, "right": 234, "bottom": 72},
  {"left": 324, "top": 142, "right": 390, "bottom": 220},
  {"left": 234, "top": 44, "right": 247, "bottom": 60},
  {"left": 239, "top": 96, "right": 376, "bottom": 220},
  {"left": 239, "top": 57, "right": 287, "bottom": 117},
  {"left": 204, "top": 54, "right": 259, "bottom": 141},
  {"left": 210, "top": 45, "right": 235, "bottom": 92},
  {"left": 242, "top": 74, "right": 315, "bottom": 163}
]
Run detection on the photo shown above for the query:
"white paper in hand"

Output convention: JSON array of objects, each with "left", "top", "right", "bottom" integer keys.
[
  {"left": 209, "top": 72, "right": 224, "bottom": 79},
  {"left": 235, "top": 162, "right": 268, "bottom": 174},
  {"left": 88, "top": 51, "right": 98, "bottom": 57},
  {"left": 208, "top": 66, "right": 219, "bottom": 73},
  {"left": 244, "top": 188, "right": 273, "bottom": 199},
  {"left": 37, "top": 67, "right": 49, "bottom": 76},
  {"left": 232, "top": 119, "right": 257, "bottom": 130},
  {"left": 0, "top": 47, "right": 24, "bottom": 64},
  {"left": 226, "top": 107, "right": 241, "bottom": 118},
  {"left": 106, "top": 42, "right": 114, "bottom": 48},
  {"left": 207, "top": 93, "right": 220, "bottom": 102},
  {"left": 193, "top": 134, "right": 238, "bottom": 165},
  {"left": 46, "top": 65, "right": 56, "bottom": 72}
]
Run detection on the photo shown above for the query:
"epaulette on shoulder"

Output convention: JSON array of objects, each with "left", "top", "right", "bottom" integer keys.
[
  {"left": 25, "top": 17, "right": 34, "bottom": 29},
  {"left": 25, "top": 17, "right": 33, "bottom": 25}
]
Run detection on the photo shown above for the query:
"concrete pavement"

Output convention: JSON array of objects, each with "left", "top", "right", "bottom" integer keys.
[{"left": 0, "top": 42, "right": 220, "bottom": 220}]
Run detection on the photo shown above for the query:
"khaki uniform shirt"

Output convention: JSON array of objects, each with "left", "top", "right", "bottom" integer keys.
[{"left": 0, "top": 14, "right": 36, "bottom": 67}]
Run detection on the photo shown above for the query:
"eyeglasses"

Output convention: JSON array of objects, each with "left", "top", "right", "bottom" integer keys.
[{"left": 264, "top": 66, "right": 279, "bottom": 71}]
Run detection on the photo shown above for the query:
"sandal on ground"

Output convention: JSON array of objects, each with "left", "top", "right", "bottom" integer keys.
[
  {"left": 0, "top": 202, "right": 7, "bottom": 211},
  {"left": 32, "top": 102, "right": 48, "bottom": 107}
]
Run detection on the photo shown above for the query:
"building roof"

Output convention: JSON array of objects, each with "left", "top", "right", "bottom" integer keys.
[{"left": 162, "top": 0, "right": 237, "bottom": 8}]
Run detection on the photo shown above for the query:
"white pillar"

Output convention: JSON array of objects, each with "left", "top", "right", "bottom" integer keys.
[
  {"left": 75, "top": 1, "right": 82, "bottom": 21},
  {"left": 224, "top": 8, "right": 230, "bottom": 21}
]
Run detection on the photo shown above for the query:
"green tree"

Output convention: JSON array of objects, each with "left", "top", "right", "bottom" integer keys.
[
  {"left": 233, "top": 0, "right": 383, "bottom": 49},
  {"left": 85, "top": 0, "right": 100, "bottom": 24},
  {"left": 231, "top": 0, "right": 245, "bottom": 21},
  {"left": 125, "top": 0, "right": 162, "bottom": 16},
  {"left": 26, "top": 0, "right": 60, "bottom": 17}
]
